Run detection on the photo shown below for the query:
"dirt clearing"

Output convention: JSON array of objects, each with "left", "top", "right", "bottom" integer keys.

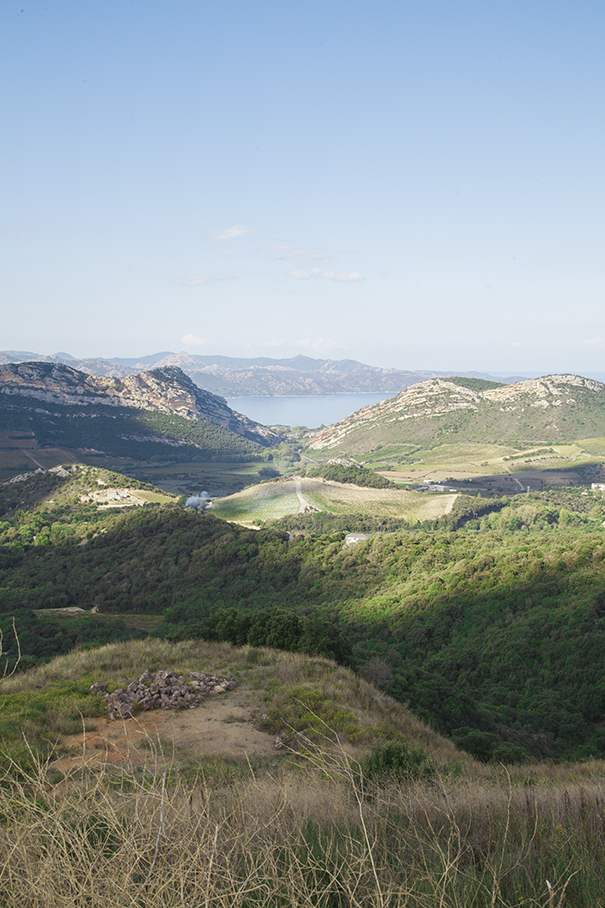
[{"left": 52, "top": 686, "right": 279, "bottom": 773}]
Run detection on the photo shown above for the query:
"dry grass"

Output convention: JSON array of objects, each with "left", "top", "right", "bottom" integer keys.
[
  {"left": 0, "top": 738, "right": 602, "bottom": 907},
  {"left": 0, "top": 640, "right": 460, "bottom": 777},
  {"left": 2, "top": 641, "right": 605, "bottom": 906}
]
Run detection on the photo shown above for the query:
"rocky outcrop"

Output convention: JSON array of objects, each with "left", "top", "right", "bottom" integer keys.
[
  {"left": 91, "top": 669, "right": 236, "bottom": 719},
  {"left": 309, "top": 374, "right": 605, "bottom": 451},
  {"left": 0, "top": 361, "right": 278, "bottom": 445},
  {"left": 0, "top": 362, "right": 230, "bottom": 419}
]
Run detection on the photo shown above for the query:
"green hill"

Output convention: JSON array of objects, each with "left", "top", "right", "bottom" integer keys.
[
  {"left": 211, "top": 475, "right": 455, "bottom": 523},
  {"left": 309, "top": 374, "right": 605, "bottom": 454},
  {"left": 4, "top": 463, "right": 605, "bottom": 761}
]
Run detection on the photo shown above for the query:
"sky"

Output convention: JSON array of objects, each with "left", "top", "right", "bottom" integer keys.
[{"left": 1, "top": 0, "right": 604, "bottom": 374}]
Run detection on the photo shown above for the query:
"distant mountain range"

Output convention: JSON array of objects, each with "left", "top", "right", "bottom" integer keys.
[
  {"left": 0, "top": 350, "right": 525, "bottom": 397},
  {"left": 309, "top": 374, "right": 605, "bottom": 452},
  {"left": 0, "top": 362, "right": 279, "bottom": 463}
]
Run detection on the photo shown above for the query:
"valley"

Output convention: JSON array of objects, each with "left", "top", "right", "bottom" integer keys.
[{"left": 4, "top": 363, "right": 605, "bottom": 903}]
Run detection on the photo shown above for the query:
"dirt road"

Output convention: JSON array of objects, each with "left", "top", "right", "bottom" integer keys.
[{"left": 294, "top": 478, "right": 309, "bottom": 513}]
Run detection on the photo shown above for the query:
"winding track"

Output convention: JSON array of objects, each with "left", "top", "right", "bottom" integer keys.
[{"left": 294, "top": 478, "right": 309, "bottom": 513}]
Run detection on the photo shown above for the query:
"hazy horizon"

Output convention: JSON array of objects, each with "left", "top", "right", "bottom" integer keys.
[{"left": 6, "top": 346, "right": 605, "bottom": 386}]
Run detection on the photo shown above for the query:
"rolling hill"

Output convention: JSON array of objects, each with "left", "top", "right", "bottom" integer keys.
[
  {"left": 4, "top": 458, "right": 605, "bottom": 762},
  {"left": 211, "top": 475, "right": 456, "bottom": 524}
]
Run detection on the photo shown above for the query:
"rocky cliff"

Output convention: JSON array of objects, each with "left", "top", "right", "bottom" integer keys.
[
  {"left": 0, "top": 362, "right": 278, "bottom": 447},
  {"left": 309, "top": 374, "right": 605, "bottom": 452}
]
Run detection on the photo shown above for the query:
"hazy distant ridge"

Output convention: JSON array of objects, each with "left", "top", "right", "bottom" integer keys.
[{"left": 0, "top": 350, "right": 521, "bottom": 397}]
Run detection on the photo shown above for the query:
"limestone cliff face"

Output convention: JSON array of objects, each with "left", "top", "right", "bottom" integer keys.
[
  {"left": 309, "top": 374, "right": 605, "bottom": 451},
  {"left": 0, "top": 362, "right": 277, "bottom": 445}
]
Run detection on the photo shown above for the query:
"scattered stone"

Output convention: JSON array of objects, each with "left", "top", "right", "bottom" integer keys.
[
  {"left": 90, "top": 669, "right": 235, "bottom": 719},
  {"left": 90, "top": 681, "right": 108, "bottom": 693}
]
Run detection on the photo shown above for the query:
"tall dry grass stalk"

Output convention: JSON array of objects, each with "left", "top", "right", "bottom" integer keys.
[
  {"left": 0, "top": 641, "right": 601, "bottom": 906},
  {"left": 0, "top": 729, "right": 599, "bottom": 908},
  {"left": 0, "top": 617, "right": 20, "bottom": 685}
]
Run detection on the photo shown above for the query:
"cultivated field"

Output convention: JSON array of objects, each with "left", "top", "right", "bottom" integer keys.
[
  {"left": 120, "top": 460, "right": 266, "bottom": 497},
  {"left": 358, "top": 440, "right": 605, "bottom": 494},
  {"left": 211, "top": 476, "right": 457, "bottom": 524}
]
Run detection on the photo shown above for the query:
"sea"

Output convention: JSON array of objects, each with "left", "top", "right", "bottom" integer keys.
[{"left": 227, "top": 393, "right": 399, "bottom": 429}]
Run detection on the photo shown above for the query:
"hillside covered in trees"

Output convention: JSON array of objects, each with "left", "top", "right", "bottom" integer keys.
[{"left": 3, "top": 463, "right": 605, "bottom": 762}]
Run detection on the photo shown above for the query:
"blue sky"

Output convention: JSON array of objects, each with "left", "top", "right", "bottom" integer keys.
[{"left": 2, "top": 1, "right": 604, "bottom": 373}]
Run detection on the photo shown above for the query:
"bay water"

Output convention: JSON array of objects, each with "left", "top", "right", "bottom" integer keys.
[{"left": 227, "top": 392, "right": 398, "bottom": 429}]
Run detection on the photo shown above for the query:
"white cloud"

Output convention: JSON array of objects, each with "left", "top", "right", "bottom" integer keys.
[
  {"left": 288, "top": 268, "right": 364, "bottom": 282},
  {"left": 207, "top": 225, "right": 254, "bottom": 242},
  {"left": 576, "top": 336, "right": 605, "bottom": 348},
  {"left": 181, "top": 334, "right": 214, "bottom": 347},
  {"left": 511, "top": 341, "right": 526, "bottom": 348}
]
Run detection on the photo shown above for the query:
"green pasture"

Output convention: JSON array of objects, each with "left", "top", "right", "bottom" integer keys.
[
  {"left": 130, "top": 489, "right": 177, "bottom": 504},
  {"left": 574, "top": 437, "right": 605, "bottom": 456},
  {"left": 364, "top": 441, "right": 604, "bottom": 484},
  {"left": 211, "top": 481, "right": 302, "bottom": 522},
  {"left": 211, "top": 476, "right": 457, "bottom": 523}
]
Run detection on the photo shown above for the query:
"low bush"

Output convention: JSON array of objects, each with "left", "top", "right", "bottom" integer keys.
[{"left": 362, "top": 739, "right": 436, "bottom": 784}]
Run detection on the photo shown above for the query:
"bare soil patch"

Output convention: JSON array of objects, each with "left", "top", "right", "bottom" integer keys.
[{"left": 52, "top": 687, "right": 279, "bottom": 772}]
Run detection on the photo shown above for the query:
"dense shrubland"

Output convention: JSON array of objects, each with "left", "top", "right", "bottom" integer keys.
[
  {"left": 3, "top": 467, "right": 605, "bottom": 760},
  {"left": 0, "top": 401, "right": 268, "bottom": 461},
  {"left": 302, "top": 462, "right": 397, "bottom": 488}
]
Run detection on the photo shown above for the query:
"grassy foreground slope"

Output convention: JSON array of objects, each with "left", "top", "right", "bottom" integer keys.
[
  {"left": 2, "top": 641, "right": 605, "bottom": 907},
  {"left": 0, "top": 638, "right": 456, "bottom": 771}
]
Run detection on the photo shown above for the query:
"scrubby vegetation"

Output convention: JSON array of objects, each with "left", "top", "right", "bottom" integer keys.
[
  {"left": 6, "top": 372, "right": 605, "bottom": 903},
  {"left": 178, "top": 606, "right": 354, "bottom": 667},
  {"left": 0, "top": 397, "right": 269, "bottom": 461},
  {"left": 445, "top": 376, "right": 505, "bottom": 391},
  {"left": 5, "top": 466, "right": 605, "bottom": 761},
  {"left": 303, "top": 461, "right": 397, "bottom": 488}
]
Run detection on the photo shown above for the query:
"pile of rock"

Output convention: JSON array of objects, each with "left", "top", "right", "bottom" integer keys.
[{"left": 90, "top": 669, "right": 236, "bottom": 719}]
